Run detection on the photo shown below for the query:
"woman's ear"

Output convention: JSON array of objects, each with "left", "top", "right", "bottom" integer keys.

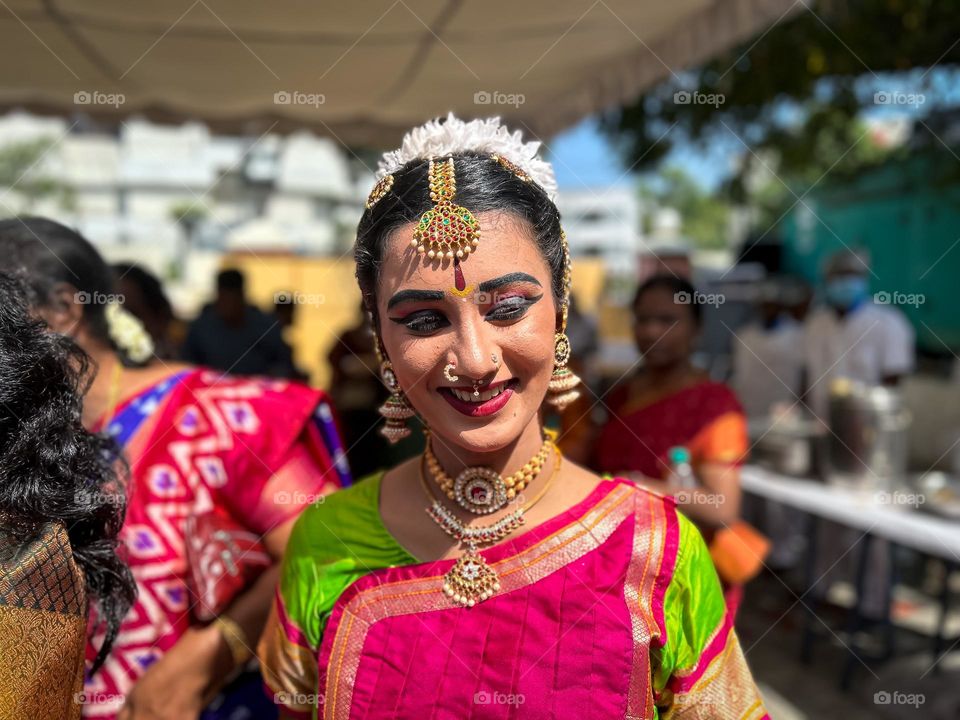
[{"left": 38, "top": 282, "right": 85, "bottom": 337}]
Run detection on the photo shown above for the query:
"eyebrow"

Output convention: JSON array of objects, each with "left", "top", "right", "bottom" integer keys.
[
  {"left": 478, "top": 272, "right": 542, "bottom": 293},
  {"left": 387, "top": 289, "right": 445, "bottom": 310}
]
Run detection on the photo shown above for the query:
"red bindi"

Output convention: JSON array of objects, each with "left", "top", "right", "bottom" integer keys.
[{"left": 454, "top": 258, "right": 466, "bottom": 292}]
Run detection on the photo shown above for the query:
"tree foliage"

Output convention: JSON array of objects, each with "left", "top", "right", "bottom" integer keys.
[{"left": 603, "top": 0, "right": 959, "bottom": 196}]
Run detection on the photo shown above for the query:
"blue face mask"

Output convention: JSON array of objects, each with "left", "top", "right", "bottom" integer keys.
[{"left": 825, "top": 276, "right": 868, "bottom": 311}]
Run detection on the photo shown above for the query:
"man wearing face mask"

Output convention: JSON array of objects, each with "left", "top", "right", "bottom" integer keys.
[{"left": 802, "top": 249, "right": 915, "bottom": 423}]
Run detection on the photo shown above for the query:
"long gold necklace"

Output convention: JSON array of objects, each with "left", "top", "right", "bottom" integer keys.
[
  {"left": 420, "top": 444, "right": 560, "bottom": 607},
  {"left": 424, "top": 428, "right": 553, "bottom": 515}
]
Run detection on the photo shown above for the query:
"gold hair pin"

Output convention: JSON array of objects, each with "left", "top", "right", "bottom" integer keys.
[
  {"left": 365, "top": 174, "right": 394, "bottom": 209},
  {"left": 490, "top": 153, "right": 531, "bottom": 183}
]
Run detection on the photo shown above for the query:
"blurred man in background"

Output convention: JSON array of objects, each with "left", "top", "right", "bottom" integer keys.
[
  {"left": 802, "top": 249, "right": 915, "bottom": 421},
  {"left": 731, "top": 277, "right": 806, "bottom": 420},
  {"left": 181, "top": 268, "right": 295, "bottom": 377}
]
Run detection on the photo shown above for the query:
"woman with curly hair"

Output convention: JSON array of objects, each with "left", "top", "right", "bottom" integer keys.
[
  {"left": 0, "top": 218, "right": 351, "bottom": 720},
  {"left": 0, "top": 271, "right": 135, "bottom": 720}
]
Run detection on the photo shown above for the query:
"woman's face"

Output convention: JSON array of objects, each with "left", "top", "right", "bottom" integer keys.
[
  {"left": 633, "top": 286, "right": 698, "bottom": 369},
  {"left": 376, "top": 210, "right": 558, "bottom": 453}
]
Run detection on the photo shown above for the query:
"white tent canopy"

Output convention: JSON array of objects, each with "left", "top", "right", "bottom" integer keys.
[{"left": 1, "top": 0, "right": 796, "bottom": 146}]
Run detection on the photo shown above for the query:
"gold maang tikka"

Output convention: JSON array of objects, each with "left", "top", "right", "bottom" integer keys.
[{"left": 411, "top": 157, "right": 481, "bottom": 261}]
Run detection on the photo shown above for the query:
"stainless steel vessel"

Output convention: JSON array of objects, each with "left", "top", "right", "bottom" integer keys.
[{"left": 825, "top": 379, "right": 911, "bottom": 491}]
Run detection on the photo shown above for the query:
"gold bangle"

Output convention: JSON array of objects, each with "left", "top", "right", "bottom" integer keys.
[{"left": 213, "top": 615, "right": 252, "bottom": 667}]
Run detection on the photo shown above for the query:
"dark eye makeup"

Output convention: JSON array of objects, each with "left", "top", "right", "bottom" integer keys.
[{"left": 388, "top": 293, "right": 543, "bottom": 334}]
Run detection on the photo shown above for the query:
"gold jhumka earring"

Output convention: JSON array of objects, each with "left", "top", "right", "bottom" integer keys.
[
  {"left": 373, "top": 332, "right": 415, "bottom": 444},
  {"left": 545, "top": 230, "right": 582, "bottom": 411}
]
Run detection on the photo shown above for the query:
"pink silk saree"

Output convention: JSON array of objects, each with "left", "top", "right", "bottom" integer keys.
[{"left": 261, "top": 475, "right": 768, "bottom": 719}]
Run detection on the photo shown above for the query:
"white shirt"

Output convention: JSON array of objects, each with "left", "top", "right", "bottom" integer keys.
[
  {"left": 804, "top": 303, "right": 915, "bottom": 419},
  {"left": 731, "top": 317, "right": 804, "bottom": 419}
]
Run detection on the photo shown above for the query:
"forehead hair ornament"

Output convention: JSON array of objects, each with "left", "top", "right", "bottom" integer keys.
[{"left": 411, "top": 157, "right": 481, "bottom": 262}]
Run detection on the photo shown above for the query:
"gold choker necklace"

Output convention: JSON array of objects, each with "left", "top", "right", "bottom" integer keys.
[{"left": 424, "top": 430, "right": 552, "bottom": 515}]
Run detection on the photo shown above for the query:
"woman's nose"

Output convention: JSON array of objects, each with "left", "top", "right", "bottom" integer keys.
[{"left": 452, "top": 317, "right": 499, "bottom": 381}]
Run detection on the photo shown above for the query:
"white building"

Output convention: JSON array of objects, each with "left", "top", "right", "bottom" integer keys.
[
  {"left": 0, "top": 112, "right": 368, "bottom": 273},
  {"left": 556, "top": 185, "right": 642, "bottom": 278}
]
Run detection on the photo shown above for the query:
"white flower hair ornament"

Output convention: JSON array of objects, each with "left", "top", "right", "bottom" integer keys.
[
  {"left": 375, "top": 113, "right": 558, "bottom": 202},
  {"left": 105, "top": 301, "right": 154, "bottom": 364}
]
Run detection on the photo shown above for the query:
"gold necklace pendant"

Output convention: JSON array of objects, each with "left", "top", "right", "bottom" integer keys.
[
  {"left": 420, "top": 445, "right": 561, "bottom": 608},
  {"left": 442, "top": 545, "right": 500, "bottom": 607},
  {"left": 454, "top": 467, "right": 508, "bottom": 514}
]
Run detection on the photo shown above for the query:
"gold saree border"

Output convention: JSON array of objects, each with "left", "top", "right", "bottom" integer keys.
[
  {"left": 624, "top": 491, "right": 669, "bottom": 719},
  {"left": 663, "top": 630, "right": 766, "bottom": 720}
]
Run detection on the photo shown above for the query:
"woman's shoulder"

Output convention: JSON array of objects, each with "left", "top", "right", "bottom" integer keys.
[
  {"left": 605, "top": 478, "right": 711, "bottom": 567},
  {"left": 0, "top": 521, "right": 86, "bottom": 615},
  {"left": 290, "top": 472, "right": 384, "bottom": 546}
]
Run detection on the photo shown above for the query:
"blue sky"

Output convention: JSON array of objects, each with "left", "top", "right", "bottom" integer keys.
[
  {"left": 549, "top": 116, "right": 732, "bottom": 193},
  {"left": 549, "top": 67, "right": 960, "bottom": 195}
]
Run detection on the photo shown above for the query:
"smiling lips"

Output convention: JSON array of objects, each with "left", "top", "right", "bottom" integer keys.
[{"left": 439, "top": 379, "right": 517, "bottom": 417}]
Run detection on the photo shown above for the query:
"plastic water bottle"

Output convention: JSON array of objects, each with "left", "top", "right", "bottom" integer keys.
[{"left": 667, "top": 446, "right": 697, "bottom": 489}]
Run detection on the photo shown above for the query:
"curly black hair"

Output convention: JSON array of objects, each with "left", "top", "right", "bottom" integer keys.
[{"left": 0, "top": 271, "right": 136, "bottom": 671}]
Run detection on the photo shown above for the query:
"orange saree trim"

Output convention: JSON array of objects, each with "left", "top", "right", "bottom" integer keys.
[
  {"left": 259, "top": 594, "right": 321, "bottom": 718},
  {"left": 688, "top": 411, "right": 748, "bottom": 468},
  {"left": 0, "top": 522, "right": 87, "bottom": 720}
]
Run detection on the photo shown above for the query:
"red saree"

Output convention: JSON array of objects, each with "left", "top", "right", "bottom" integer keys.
[
  {"left": 595, "top": 381, "right": 747, "bottom": 480},
  {"left": 82, "top": 368, "right": 348, "bottom": 718}
]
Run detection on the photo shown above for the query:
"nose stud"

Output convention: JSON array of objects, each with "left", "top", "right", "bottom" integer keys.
[
  {"left": 491, "top": 353, "right": 500, "bottom": 367},
  {"left": 444, "top": 362, "right": 459, "bottom": 383}
]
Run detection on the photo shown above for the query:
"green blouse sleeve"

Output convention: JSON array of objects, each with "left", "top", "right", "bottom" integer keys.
[
  {"left": 653, "top": 513, "right": 728, "bottom": 691},
  {"left": 279, "top": 472, "right": 417, "bottom": 648}
]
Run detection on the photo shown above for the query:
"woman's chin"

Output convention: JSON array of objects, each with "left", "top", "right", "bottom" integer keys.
[{"left": 421, "top": 396, "right": 533, "bottom": 454}]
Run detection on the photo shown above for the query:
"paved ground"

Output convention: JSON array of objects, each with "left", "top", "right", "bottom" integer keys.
[{"left": 738, "top": 571, "right": 960, "bottom": 719}]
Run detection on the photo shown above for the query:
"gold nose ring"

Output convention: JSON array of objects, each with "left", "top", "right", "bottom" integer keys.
[{"left": 443, "top": 362, "right": 459, "bottom": 382}]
